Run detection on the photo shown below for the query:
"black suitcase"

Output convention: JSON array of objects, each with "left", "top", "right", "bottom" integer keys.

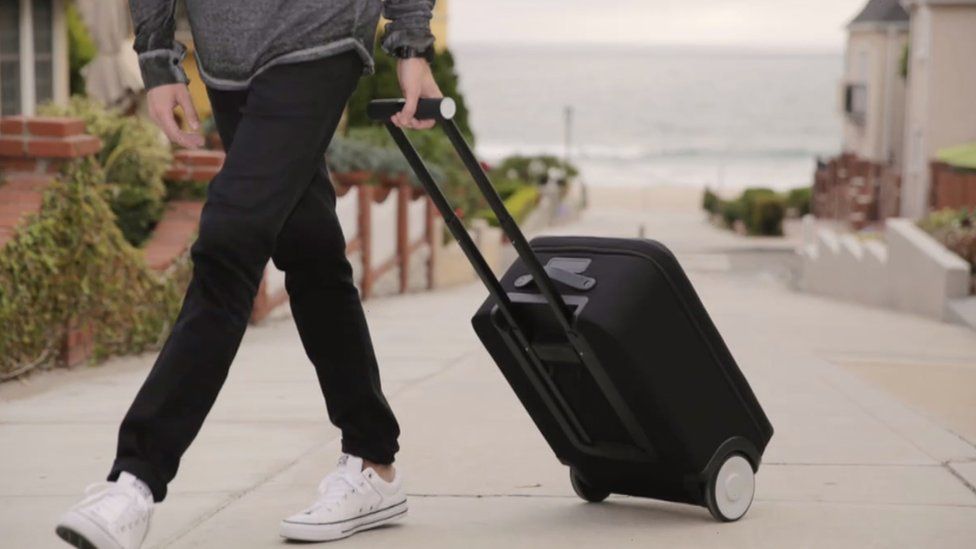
[{"left": 368, "top": 98, "right": 774, "bottom": 522}]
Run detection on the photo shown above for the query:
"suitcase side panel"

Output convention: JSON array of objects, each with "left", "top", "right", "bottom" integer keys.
[{"left": 533, "top": 236, "right": 774, "bottom": 450}]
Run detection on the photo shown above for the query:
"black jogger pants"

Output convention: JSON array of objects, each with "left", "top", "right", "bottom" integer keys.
[{"left": 108, "top": 52, "right": 400, "bottom": 502}]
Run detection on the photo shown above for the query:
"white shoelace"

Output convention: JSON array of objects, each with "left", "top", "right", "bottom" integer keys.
[
  {"left": 80, "top": 482, "right": 151, "bottom": 533},
  {"left": 307, "top": 471, "right": 363, "bottom": 514}
]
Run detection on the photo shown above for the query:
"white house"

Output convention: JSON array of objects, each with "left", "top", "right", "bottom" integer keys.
[
  {"left": 0, "top": 0, "right": 70, "bottom": 116},
  {"left": 822, "top": 0, "right": 976, "bottom": 221},
  {"left": 900, "top": 0, "right": 976, "bottom": 218},
  {"left": 841, "top": 0, "right": 909, "bottom": 168}
]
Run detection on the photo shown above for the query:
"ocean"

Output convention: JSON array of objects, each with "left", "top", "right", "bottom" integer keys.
[{"left": 452, "top": 44, "right": 843, "bottom": 191}]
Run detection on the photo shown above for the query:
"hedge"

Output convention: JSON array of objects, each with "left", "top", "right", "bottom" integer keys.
[
  {"left": 0, "top": 159, "right": 190, "bottom": 380},
  {"left": 40, "top": 97, "right": 172, "bottom": 247},
  {"left": 750, "top": 195, "right": 785, "bottom": 236},
  {"left": 785, "top": 187, "right": 812, "bottom": 217},
  {"left": 705, "top": 186, "right": 804, "bottom": 236}
]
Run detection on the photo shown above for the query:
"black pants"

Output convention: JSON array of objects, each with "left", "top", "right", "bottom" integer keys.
[{"left": 108, "top": 52, "right": 400, "bottom": 502}]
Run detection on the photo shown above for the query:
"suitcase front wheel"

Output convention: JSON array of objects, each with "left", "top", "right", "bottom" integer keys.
[
  {"left": 569, "top": 468, "right": 610, "bottom": 503},
  {"left": 704, "top": 453, "right": 755, "bottom": 522}
]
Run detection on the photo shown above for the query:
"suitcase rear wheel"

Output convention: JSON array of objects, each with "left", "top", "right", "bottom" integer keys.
[
  {"left": 705, "top": 453, "right": 755, "bottom": 522},
  {"left": 570, "top": 468, "right": 610, "bottom": 503}
]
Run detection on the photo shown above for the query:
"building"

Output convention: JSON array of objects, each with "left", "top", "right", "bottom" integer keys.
[
  {"left": 0, "top": 0, "right": 70, "bottom": 116},
  {"left": 900, "top": 0, "right": 976, "bottom": 218},
  {"left": 840, "top": 0, "right": 909, "bottom": 168},
  {"left": 816, "top": 0, "right": 976, "bottom": 223}
]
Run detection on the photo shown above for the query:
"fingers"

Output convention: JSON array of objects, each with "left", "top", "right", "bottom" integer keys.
[
  {"left": 392, "top": 58, "right": 442, "bottom": 131},
  {"left": 393, "top": 87, "right": 420, "bottom": 130},
  {"left": 147, "top": 85, "right": 204, "bottom": 149},
  {"left": 176, "top": 86, "right": 200, "bottom": 131}
]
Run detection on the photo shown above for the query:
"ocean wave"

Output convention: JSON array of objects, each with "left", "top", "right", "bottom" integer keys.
[{"left": 475, "top": 142, "right": 834, "bottom": 163}]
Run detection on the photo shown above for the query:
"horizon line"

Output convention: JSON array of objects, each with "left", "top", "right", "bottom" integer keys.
[{"left": 447, "top": 40, "right": 843, "bottom": 55}]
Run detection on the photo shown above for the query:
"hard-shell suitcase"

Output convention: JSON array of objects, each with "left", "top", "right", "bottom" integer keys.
[{"left": 367, "top": 98, "right": 774, "bottom": 522}]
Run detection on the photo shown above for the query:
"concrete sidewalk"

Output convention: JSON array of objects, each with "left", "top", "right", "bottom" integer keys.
[{"left": 2, "top": 187, "right": 976, "bottom": 548}]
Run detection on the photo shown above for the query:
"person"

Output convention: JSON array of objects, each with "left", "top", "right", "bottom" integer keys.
[{"left": 55, "top": 1, "right": 442, "bottom": 547}]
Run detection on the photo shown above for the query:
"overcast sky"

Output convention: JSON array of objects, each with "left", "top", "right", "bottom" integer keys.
[{"left": 449, "top": 0, "right": 863, "bottom": 52}]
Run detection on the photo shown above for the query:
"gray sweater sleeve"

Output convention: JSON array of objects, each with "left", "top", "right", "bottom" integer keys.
[
  {"left": 128, "top": 0, "right": 190, "bottom": 89},
  {"left": 380, "top": 0, "right": 436, "bottom": 55}
]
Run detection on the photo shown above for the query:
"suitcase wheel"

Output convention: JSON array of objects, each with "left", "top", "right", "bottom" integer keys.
[
  {"left": 704, "top": 452, "right": 755, "bottom": 522},
  {"left": 569, "top": 468, "right": 610, "bottom": 503}
]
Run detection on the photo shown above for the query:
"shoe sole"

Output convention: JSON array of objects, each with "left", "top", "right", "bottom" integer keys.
[
  {"left": 280, "top": 500, "right": 407, "bottom": 542},
  {"left": 56, "top": 511, "right": 123, "bottom": 549},
  {"left": 55, "top": 525, "right": 99, "bottom": 549}
]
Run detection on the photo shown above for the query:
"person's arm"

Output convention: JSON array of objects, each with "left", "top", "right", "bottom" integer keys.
[
  {"left": 129, "top": 0, "right": 203, "bottom": 148},
  {"left": 381, "top": 0, "right": 442, "bottom": 130},
  {"left": 381, "top": 0, "right": 436, "bottom": 57},
  {"left": 130, "top": 0, "right": 188, "bottom": 89}
]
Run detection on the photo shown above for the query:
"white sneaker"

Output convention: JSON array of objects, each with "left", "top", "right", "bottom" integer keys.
[
  {"left": 280, "top": 454, "right": 407, "bottom": 542},
  {"left": 55, "top": 472, "right": 154, "bottom": 549}
]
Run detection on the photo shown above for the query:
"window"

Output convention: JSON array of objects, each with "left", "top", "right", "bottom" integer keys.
[
  {"left": 844, "top": 83, "right": 867, "bottom": 124},
  {"left": 0, "top": 0, "right": 21, "bottom": 115},
  {"left": 33, "top": 0, "right": 54, "bottom": 106}
]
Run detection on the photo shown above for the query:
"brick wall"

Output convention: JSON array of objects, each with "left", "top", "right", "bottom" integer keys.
[
  {"left": 0, "top": 117, "right": 102, "bottom": 248},
  {"left": 0, "top": 116, "right": 103, "bottom": 368}
]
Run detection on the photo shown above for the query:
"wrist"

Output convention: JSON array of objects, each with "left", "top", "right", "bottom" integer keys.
[{"left": 392, "top": 45, "right": 435, "bottom": 64}]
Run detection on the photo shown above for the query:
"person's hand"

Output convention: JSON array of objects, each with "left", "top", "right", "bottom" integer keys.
[
  {"left": 147, "top": 83, "right": 204, "bottom": 149},
  {"left": 392, "top": 57, "right": 442, "bottom": 130}
]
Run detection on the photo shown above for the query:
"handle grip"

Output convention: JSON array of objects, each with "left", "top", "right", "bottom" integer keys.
[{"left": 366, "top": 98, "right": 457, "bottom": 122}]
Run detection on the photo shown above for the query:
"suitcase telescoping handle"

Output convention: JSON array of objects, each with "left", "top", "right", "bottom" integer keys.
[{"left": 367, "top": 97, "right": 575, "bottom": 334}]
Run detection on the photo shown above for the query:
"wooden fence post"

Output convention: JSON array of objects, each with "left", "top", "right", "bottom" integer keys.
[
  {"left": 397, "top": 179, "right": 410, "bottom": 293},
  {"left": 425, "top": 196, "right": 437, "bottom": 290}
]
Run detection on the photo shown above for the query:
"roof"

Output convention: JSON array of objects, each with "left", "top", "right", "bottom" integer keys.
[{"left": 847, "top": 0, "right": 910, "bottom": 27}]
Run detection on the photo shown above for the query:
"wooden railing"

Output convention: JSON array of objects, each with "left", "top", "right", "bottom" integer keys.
[{"left": 250, "top": 174, "right": 438, "bottom": 321}]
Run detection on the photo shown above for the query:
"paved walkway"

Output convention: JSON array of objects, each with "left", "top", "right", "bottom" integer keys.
[{"left": 2, "top": 186, "right": 975, "bottom": 548}]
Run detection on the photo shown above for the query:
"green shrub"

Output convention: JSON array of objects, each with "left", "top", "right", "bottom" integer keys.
[
  {"left": 478, "top": 185, "right": 540, "bottom": 227},
  {"left": 326, "top": 135, "right": 380, "bottom": 174},
  {"left": 66, "top": 3, "right": 96, "bottom": 95},
  {"left": 490, "top": 176, "right": 527, "bottom": 201},
  {"left": 166, "top": 179, "right": 208, "bottom": 201},
  {"left": 337, "top": 127, "right": 487, "bottom": 224},
  {"left": 0, "top": 159, "right": 190, "bottom": 379},
  {"left": 785, "top": 187, "right": 812, "bottom": 217},
  {"left": 738, "top": 187, "right": 776, "bottom": 230},
  {"left": 702, "top": 188, "right": 720, "bottom": 214},
  {"left": 748, "top": 195, "right": 786, "bottom": 236},
  {"left": 918, "top": 208, "right": 976, "bottom": 291},
  {"left": 40, "top": 97, "right": 171, "bottom": 247},
  {"left": 720, "top": 199, "right": 744, "bottom": 227}
]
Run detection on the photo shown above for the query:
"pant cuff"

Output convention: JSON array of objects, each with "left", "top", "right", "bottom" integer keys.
[
  {"left": 108, "top": 458, "right": 167, "bottom": 503},
  {"left": 341, "top": 440, "right": 397, "bottom": 466}
]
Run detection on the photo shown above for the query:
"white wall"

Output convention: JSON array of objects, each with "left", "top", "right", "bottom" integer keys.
[
  {"left": 841, "top": 27, "right": 908, "bottom": 165},
  {"left": 800, "top": 217, "right": 971, "bottom": 321},
  {"left": 901, "top": 2, "right": 976, "bottom": 218}
]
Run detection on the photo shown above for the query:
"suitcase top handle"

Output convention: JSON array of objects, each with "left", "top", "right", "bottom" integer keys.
[
  {"left": 367, "top": 97, "right": 578, "bottom": 336},
  {"left": 367, "top": 98, "right": 457, "bottom": 122}
]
